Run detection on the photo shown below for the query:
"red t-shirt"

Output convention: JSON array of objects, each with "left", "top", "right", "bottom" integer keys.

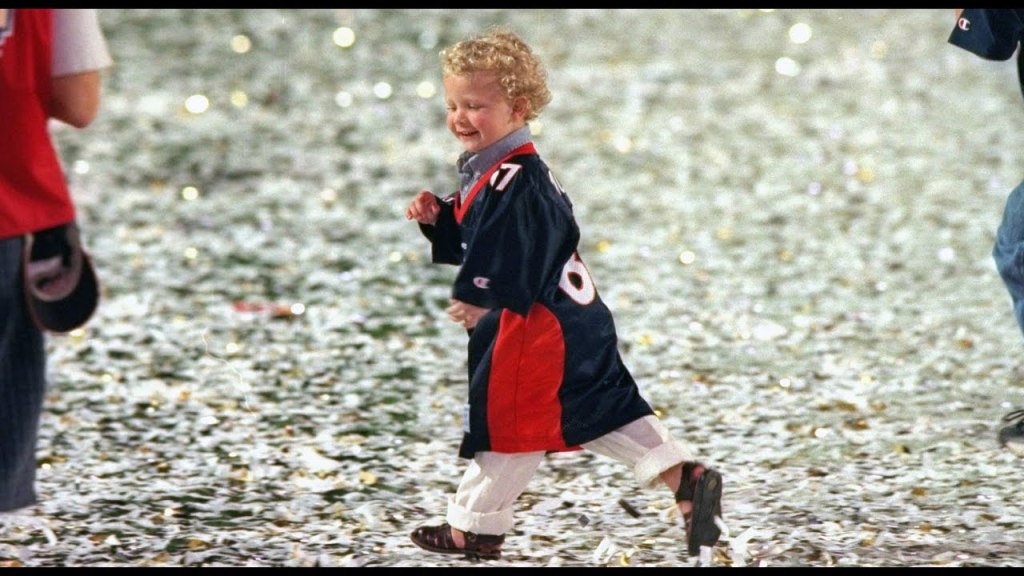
[{"left": 0, "top": 8, "right": 75, "bottom": 239}]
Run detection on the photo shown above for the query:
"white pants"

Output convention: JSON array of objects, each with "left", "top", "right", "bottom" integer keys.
[{"left": 445, "top": 415, "right": 694, "bottom": 535}]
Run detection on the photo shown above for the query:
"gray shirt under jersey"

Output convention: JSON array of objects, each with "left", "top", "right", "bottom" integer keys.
[{"left": 455, "top": 126, "right": 532, "bottom": 200}]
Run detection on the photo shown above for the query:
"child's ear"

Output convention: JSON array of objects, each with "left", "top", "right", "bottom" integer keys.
[{"left": 512, "top": 97, "right": 529, "bottom": 121}]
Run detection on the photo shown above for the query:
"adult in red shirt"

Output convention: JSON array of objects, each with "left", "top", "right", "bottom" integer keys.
[{"left": 0, "top": 8, "right": 112, "bottom": 513}]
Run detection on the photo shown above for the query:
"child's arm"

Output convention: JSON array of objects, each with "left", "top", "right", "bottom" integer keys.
[
  {"left": 406, "top": 190, "right": 461, "bottom": 265},
  {"left": 452, "top": 175, "right": 575, "bottom": 317},
  {"left": 949, "top": 9, "right": 1024, "bottom": 61},
  {"left": 446, "top": 298, "right": 490, "bottom": 330},
  {"left": 406, "top": 190, "right": 440, "bottom": 224}
]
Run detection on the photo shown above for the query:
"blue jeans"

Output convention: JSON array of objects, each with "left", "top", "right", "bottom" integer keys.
[
  {"left": 0, "top": 236, "right": 46, "bottom": 512},
  {"left": 993, "top": 180, "right": 1024, "bottom": 338}
]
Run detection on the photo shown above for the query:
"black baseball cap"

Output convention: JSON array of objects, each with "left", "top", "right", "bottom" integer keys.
[{"left": 23, "top": 222, "right": 100, "bottom": 333}]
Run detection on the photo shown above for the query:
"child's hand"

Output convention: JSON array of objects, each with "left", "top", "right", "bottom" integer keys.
[
  {"left": 447, "top": 299, "right": 489, "bottom": 330},
  {"left": 406, "top": 190, "right": 441, "bottom": 225}
]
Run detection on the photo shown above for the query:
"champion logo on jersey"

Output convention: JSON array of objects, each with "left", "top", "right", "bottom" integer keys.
[
  {"left": 0, "top": 9, "right": 13, "bottom": 49},
  {"left": 958, "top": 16, "right": 970, "bottom": 31},
  {"left": 473, "top": 276, "right": 491, "bottom": 289}
]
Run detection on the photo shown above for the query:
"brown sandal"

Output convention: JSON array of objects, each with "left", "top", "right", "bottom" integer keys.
[
  {"left": 675, "top": 462, "right": 724, "bottom": 556},
  {"left": 410, "top": 523, "right": 504, "bottom": 560}
]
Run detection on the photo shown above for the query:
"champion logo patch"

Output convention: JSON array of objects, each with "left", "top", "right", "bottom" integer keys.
[
  {"left": 473, "top": 276, "right": 490, "bottom": 289},
  {"left": 957, "top": 17, "right": 970, "bottom": 31}
]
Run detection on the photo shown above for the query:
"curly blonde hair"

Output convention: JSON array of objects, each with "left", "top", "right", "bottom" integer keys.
[{"left": 440, "top": 26, "right": 552, "bottom": 121}]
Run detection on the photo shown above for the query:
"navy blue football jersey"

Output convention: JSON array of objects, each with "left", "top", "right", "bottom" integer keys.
[{"left": 420, "top": 142, "right": 654, "bottom": 458}]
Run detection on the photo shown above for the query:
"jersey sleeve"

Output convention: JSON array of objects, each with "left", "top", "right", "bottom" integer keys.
[
  {"left": 418, "top": 193, "right": 462, "bottom": 265},
  {"left": 949, "top": 9, "right": 1024, "bottom": 61},
  {"left": 451, "top": 165, "right": 574, "bottom": 317}
]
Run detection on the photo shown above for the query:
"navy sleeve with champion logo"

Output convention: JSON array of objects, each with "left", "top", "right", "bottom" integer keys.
[
  {"left": 451, "top": 155, "right": 576, "bottom": 317},
  {"left": 419, "top": 193, "right": 462, "bottom": 265},
  {"left": 949, "top": 9, "right": 1024, "bottom": 61}
]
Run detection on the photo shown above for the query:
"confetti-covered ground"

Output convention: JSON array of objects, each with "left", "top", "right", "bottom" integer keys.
[{"left": 3, "top": 8, "right": 1024, "bottom": 567}]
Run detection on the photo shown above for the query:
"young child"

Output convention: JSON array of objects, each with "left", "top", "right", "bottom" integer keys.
[{"left": 405, "top": 26, "right": 725, "bottom": 562}]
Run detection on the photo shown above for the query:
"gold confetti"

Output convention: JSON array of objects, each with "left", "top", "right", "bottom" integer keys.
[
  {"left": 871, "top": 40, "right": 888, "bottom": 58},
  {"left": 818, "top": 400, "right": 858, "bottom": 412},
  {"left": 339, "top": 434, "right": 368, "bottom": 446},
  {"left": 692, "top": 373, "right": 714, "bottom": 387},
  {"left": 230, "top": 467, "right": 252, "bottom": 483},
  {"left": 845, "top": 418, "right": 869, "bottom": 430}
]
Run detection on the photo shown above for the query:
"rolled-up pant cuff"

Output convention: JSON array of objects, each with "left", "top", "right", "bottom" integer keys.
[
  {"left": 634, "top": 440, "right": 692, "bottom": 488},
  {"left": 446, "top": 495, "right": 515, "bottom": 535}
]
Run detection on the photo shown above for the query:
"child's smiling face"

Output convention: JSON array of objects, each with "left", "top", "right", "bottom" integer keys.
[{"left": 443, "top": 72, "right": 527, "bottom": 154}]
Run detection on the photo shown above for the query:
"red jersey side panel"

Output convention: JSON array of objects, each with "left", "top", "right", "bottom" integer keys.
[{"left": 487, "top": 304, "right": 571, "bottom": 453}]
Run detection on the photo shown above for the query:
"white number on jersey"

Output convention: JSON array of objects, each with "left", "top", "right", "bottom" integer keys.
[
  {"left": 548, "top": 169, "right": 566, "bottom": 196},
  {"left": 558, "top": 252, "right": 596, "bottom": 305},
  {"left": 490, "top": 163, "right": 522, "bottom": 192}
]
